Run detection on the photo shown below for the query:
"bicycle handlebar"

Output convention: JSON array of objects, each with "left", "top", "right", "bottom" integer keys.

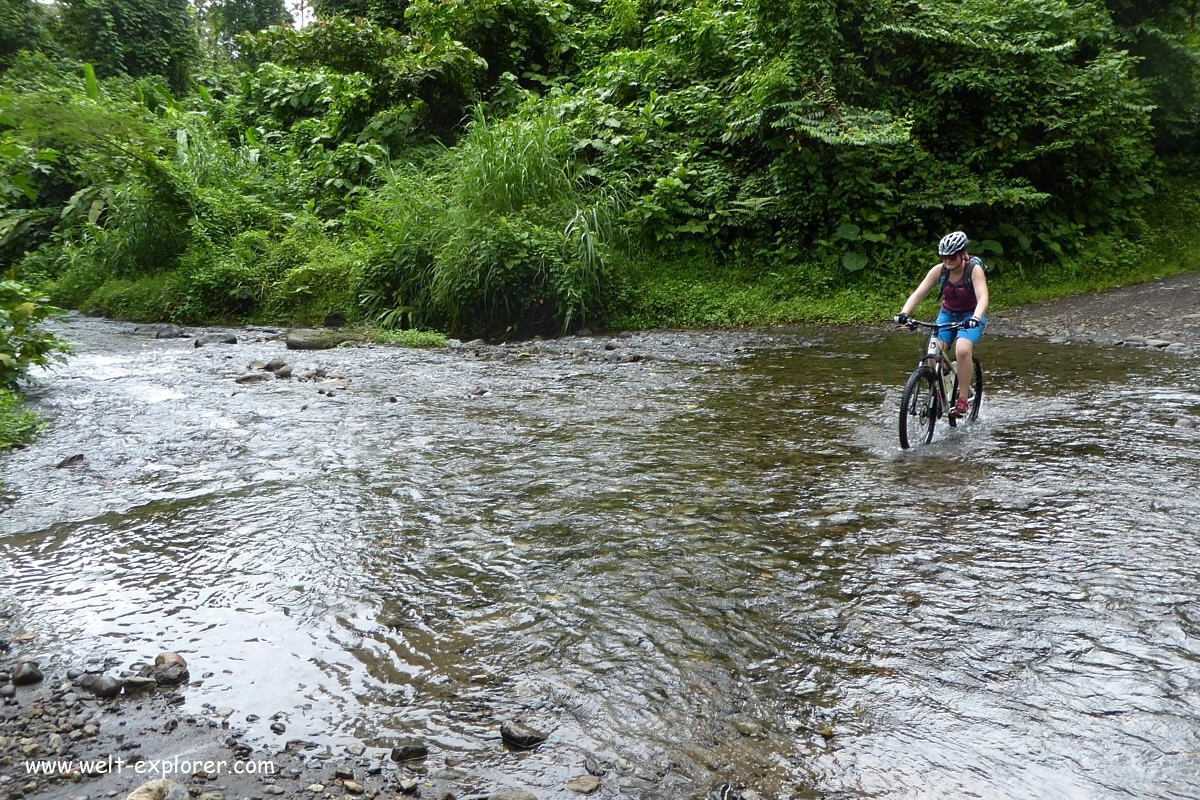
[{"left": 900, "top": 319, "right": 967, "bottom": 332}]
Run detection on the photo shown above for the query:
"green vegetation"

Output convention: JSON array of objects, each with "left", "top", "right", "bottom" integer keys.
[
  {"left": 0, "top": 387, "right": 43, "bottom": 448},
  {"left": 0, "top": 278, "right": 65, "bottom": 450},
  {"left": 364, "top": 327, "right": 449, "bottom": 348},
  {"left": 0, "top": 279, "right": 67, "bottom": 390},
  {"left": 1, "top": 0, "right": 1199, "bottom": 345}
]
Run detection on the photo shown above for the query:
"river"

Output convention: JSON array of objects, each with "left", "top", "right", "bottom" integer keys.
[{"left": 2, "top": 314, "right": 1199, "bottom": 800}]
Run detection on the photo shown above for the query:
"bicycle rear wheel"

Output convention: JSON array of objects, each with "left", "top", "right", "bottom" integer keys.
[
  {"left": 899, "top": 366, "right": 938, "bottom": 449},
  {"left": 950, "top": 357, "right": 984, "bottom": 424}
]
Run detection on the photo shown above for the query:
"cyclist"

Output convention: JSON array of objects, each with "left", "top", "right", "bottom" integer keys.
[{"left": 893, "top": 231, "right": 989, "bottom": 420}]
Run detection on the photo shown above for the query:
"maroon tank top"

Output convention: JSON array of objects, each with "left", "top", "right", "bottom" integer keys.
[{"left": 941, "top": 271, "right": 975, "bottom": 313}]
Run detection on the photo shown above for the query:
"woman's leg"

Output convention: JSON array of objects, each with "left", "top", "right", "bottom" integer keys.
[{"left": 954, "top": 337, "right": 974, "bottom": 402}]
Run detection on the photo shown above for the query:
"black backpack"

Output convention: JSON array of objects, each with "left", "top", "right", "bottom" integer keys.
[{"left": 938, "top": 255, "right": 987, "bottom": 300}]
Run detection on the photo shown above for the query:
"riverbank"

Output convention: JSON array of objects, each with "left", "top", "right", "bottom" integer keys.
[{"left": 984, "top": 271, "right": 1200, "bottom": 351}]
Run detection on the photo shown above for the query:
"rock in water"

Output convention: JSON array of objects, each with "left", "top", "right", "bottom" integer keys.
[
  {"left": 11, "top": 662, "right": 43, "bottom": 686},
  {"left": 500, "top": 720, "right": 548, "bottom": 748},
  {"left": 389, "top": 738, "right": 428, "bottom": 762},
  {"left": 286, "top": 329, "right": 360, "bottom": 350}
]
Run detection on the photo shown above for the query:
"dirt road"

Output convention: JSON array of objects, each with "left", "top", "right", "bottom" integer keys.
[{"left": 985, "top": 271, "right": 1200, "bottom": 352}]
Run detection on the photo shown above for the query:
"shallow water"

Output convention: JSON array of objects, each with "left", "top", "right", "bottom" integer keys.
[{"left": 3, "top": 315, "right": 1199, "bottom": 799}]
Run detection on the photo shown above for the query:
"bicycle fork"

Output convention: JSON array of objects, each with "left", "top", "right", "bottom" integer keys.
[{"left": 924, "top": 336, "right": 950, "bottom": 418}]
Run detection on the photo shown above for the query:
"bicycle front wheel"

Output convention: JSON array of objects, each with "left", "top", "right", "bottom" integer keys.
[{"left": 899, "top": 366, "right": 938, "bottom": 449}]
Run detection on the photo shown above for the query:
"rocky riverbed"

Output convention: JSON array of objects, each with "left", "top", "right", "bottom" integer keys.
[{"left": 0, "top": 624, "right": 586, "bottom": 800}]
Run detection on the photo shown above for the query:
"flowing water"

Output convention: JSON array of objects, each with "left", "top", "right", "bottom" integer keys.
[{"left": 2, "top": 315, "right": 1199, "bottom": 800}]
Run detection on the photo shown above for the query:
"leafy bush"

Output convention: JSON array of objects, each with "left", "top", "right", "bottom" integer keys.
[
  {"left": 0, "top": 387, "right": 43, "bottom": 449},
  {"left": 354, "top": 105, "right": 620, "bottom": 336},
  {"left": 0, "top": 278, "right": 68, "bottom": 389}
]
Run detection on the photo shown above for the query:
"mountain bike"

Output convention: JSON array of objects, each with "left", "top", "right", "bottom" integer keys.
[{"left": 897, "top": 319, "right": 983, "bottom": 449}]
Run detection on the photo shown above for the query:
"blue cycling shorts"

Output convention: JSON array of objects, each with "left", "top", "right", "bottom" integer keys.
[{"left": 935, "top": 309, "right": 986, "bottom": 346}]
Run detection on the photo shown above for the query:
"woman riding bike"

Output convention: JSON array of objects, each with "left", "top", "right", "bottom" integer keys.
[{"left": 894, "top": 231, "right": 990, "bottom": 420}]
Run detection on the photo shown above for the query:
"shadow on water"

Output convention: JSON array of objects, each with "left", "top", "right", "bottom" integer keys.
[{"left": 2, "top": 316, "right": 1200, "bottom": 799}]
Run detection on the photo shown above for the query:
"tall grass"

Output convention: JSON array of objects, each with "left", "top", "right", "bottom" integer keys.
[{"left": 357, "top": 104, "right": 623, "bottom": 337}]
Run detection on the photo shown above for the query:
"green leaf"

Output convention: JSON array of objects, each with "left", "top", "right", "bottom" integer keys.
[
  {"left": 88, "top": 198, "right": 106, "bottom": 225},
  {"left": 842, "top": 251, "right": 868, "bottom": 272},
  {"left": 980, "top": 239, "right": 1005, "bottom": 254},
  {"left": 82, "top": 63, "right": 100, "bottom": 100},
  {"left": 834, "top": 223, "right": 861, "bottom": 241}
]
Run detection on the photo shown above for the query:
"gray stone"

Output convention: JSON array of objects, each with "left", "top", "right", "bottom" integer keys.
[
  {"left": 1165, "top": 343, "right": 1195, "bottom": 355},
  {"left": 79, "top": 676, "right": 122, "bottom": 700},
  {"left": 126, "top": 779, "right": 177, "bottom": 800},
  {"left": 342, "top": 780, "right": 364, "bottom": 795},
  {"left": 564, "top": 775, "right": 601, "bottom": 794},
  {"left": 389, "top": 738, "right": 428, "bottom": 762},
  {"left": 11, "top": 662, "right": 43, "bottom": 686},
  {"left": 122, "top": 676, "right": 157, "bottom": 693},
  {"left": 397, "top": 778, "right": 419, "bottom": 795},
  {"left": 194, "top": 335, "right": 238, "bottom": 347},
  {"left": 490, "top": 791, "right": 537, "bottom": 800},
  {"left": 500, "top": 721, "right": 547, "bottom": 749},
  {"left": 154, "top": 325, "right": 186, "bottom": 339},
  {"left": 150, "top": 663, "right": 189, "bottom": 686},
  {"left": 286, "top": 329, "right": 361, "bottom": 351},
  {"left": 235, "top": 373, "right": 273, "bottom": 384}
]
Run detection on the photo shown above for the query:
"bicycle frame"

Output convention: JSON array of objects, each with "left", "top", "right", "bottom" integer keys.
[
  {"left": 907, "top": 319, "right": 964, "bottom": 419},
  {"left": 917, "top": 326, "right": 959, "bottom": 418}
]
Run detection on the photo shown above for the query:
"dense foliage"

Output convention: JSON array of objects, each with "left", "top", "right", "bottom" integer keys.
[
  {"left": 0, "top": 0, "right": 1198, "bottom": 339},
  {"left": 0, "top": 279, "right": 67, "bottom": 390}
]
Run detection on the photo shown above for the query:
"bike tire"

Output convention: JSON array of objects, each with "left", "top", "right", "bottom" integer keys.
[
  {"left": 950, "top": 357, "right": 984, "bottom": 424},
  {"left": 899, "top": 366, "right": 938, "bottom": 449}
]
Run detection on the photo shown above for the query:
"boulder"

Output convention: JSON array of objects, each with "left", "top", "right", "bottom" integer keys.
[{"left": 286, "top": 329, "right": 360, "bottom": 350}]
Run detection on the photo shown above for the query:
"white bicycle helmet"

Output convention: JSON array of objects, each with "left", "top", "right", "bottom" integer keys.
[{"left": 938, "top": 230, "right": 968, "bottom": 256}]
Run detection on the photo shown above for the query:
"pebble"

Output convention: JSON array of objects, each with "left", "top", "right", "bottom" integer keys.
[{"left": 342, "top": 780, "right": 364, "bottom": 794}]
